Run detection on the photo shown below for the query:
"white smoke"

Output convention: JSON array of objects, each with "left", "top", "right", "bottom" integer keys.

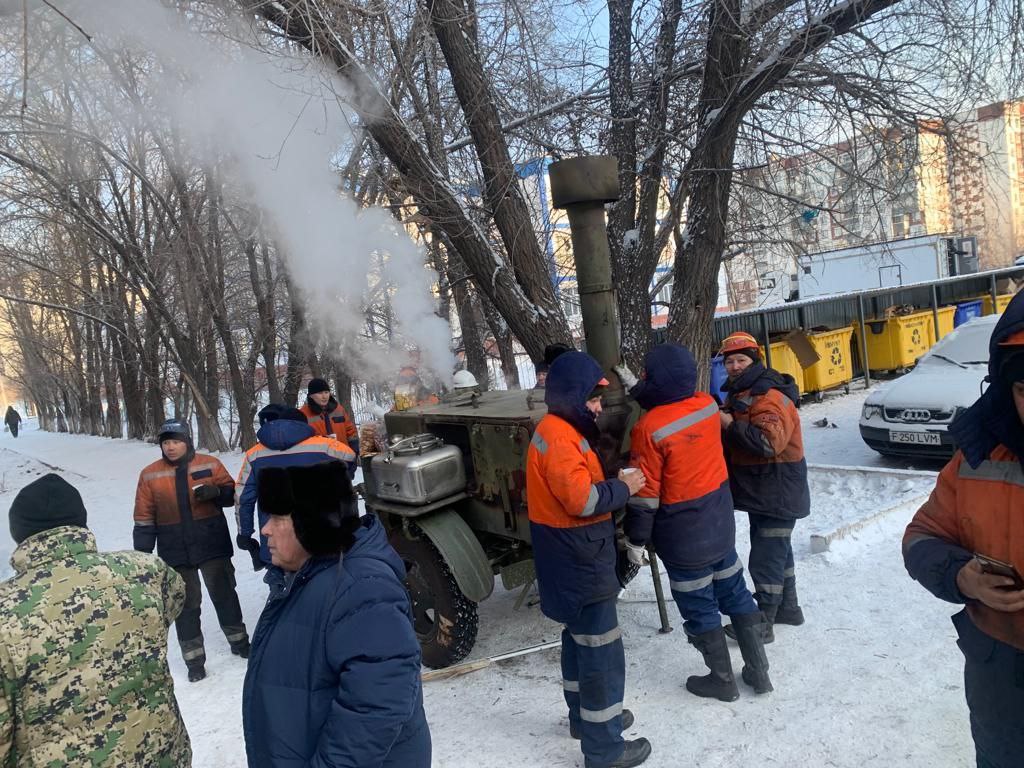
[{"left": 53, "top": 0, "right": 454, "bottom": 382}]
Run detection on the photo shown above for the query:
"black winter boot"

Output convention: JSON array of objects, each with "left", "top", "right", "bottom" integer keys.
[
  {"left": 571, "top": 709, "right": 634, "bottom": 740},
  {"left": 231, "top": 639, "right": 251, "bottom": 659},
  {"left": 585, "top": 738, "right": 652, "bottom": 768},
  {"left": 725, "top": 603, "right": 776, "bottom": 644},
  {"left": 685, "top": 627, "right": 739, "bottom": 702},
  {"left": 731, "top": 612, "right": 773, "bottom": 694},
  {"left": 187, "top": 664, "right": 206, "bottom": 683},
  {"left": 776, "top": 579, "right": 805, "bottom": 626}
]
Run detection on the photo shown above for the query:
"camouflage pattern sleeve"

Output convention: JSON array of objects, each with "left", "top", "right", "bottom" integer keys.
[
  {"left": 162, "top": 562, "right": 186, "bottom": 625},
  {"left": 0, "top": 643, "right": 13, "bottom": 768}
]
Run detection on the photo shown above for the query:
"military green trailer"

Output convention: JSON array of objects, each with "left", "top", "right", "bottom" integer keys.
[{"left": 362, "top": 157, "right": 645, "bottom": 668}]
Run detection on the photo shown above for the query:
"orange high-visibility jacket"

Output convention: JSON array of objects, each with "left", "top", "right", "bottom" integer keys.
[
  {"left": 300, "top": 402, "right": 358, "bottom": 444},
  {"left": 627, "top": 393, "right": 735, "bottom": 569},
  {"left": 904, "top": 446, "right": 1024, "bottom": 651}
]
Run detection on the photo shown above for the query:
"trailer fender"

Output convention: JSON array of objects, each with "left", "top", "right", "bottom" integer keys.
[{"left": 414, "top": 510, "right": 494, "bottom": 603}]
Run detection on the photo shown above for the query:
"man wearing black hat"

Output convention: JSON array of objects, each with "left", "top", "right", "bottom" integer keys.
[
  {"left": 134, "top": 419, "right": 249, "bottom": 682},
  {"left": 242, "top": 461, "right": 431, "bottom": 768},
  {"left": 235, "top": 404, "right": 355, "bottom": 572},
  {"left": 1, "top": 474, "right": 191, "bottom": 765},
  {"left": 299, "top": 379, "right": 359, "bottom": 476}
]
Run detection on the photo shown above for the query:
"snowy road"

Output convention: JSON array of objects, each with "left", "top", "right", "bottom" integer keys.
[{"left": 0, "top": 404, "right": 974, "bottom": 767}]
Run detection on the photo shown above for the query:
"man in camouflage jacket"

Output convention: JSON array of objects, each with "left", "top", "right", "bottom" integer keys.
[{"left": 0, "top": 473, "right": 192, "bottom": 767}]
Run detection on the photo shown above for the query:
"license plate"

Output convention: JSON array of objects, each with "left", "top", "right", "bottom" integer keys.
[{"left": 889, "top": 430, "right": 941, "bottom": 445}]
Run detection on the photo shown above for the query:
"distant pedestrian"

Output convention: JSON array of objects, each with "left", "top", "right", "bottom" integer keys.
[
  {"left": 527, "top": 351, "right": 651, "bottom": 768},
  {"left": 299, "top": 378, "right": 359, "bottom": 475},
  {"left": 904, "top": 294, "right": 1024, "bottom": 768},
  {"left": 719, "top": 331, "right": 809, "bottom": 643},
  {"left": 4, "top": 406, "right": 21, "bottom": 438},
  {"left": 243, "top": 461, "right": 431, "bottom": 768},
  {"left": 620, "top": 344, "right": 771, "bottom": 701},
  {"left": 235, "top": 404, "right": 355, "bottom": 571},
  {"left": 133, "top": 418, "right": 250, "bottom": 682},
  {"left": 0, "top": 474, "right": 191, "bottom": 766}
]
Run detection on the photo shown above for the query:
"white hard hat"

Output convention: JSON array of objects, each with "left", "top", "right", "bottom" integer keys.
[{"left": 452, "top": 370, "right": 478, "bottom": 389}]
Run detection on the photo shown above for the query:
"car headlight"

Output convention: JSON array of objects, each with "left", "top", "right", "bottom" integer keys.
[{"left": 862, "top": 403, "right": 883, "bottom": 420}]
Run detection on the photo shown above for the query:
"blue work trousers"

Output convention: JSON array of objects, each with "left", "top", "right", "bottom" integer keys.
[
  {"left": 666, "top": 549, "right": 759, "bottom": 636},
  {"left": 561, "top": 598, "right": 626, "bottom": 767},
  {"left": 747, "top": 514, "right": 795, "bottom": 607}
]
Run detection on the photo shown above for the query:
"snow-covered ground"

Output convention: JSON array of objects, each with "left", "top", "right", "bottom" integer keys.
[{"left": 0, "top": 395, "right": 973, "bottom": 767}]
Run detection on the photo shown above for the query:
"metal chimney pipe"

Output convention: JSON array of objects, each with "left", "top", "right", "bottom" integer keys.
[{"left": 547, "top": 156, "right": 622, "bottom": 391}]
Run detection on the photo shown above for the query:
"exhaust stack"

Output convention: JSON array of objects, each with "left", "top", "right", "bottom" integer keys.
[
  {"left": 548, "top": 156, "right": 622, "bottom": 390},
  {"left": 548, "top": 156, "right": 633, "bottom": 468}
]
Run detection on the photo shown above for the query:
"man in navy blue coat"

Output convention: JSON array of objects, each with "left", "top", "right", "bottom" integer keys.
[{"left": 242, "top": 461, "right": 431, "bottom": 768}]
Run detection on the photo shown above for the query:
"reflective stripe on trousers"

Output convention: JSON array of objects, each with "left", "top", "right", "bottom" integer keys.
[
  {"left": 561, "top": 598, "right": 625, "bottom": 766},
  {"left": 666, "top": 549, "right": 758, "bottom": 636},
  {"left": 748, "top": 513, "right": 795, "bottom": 606}
]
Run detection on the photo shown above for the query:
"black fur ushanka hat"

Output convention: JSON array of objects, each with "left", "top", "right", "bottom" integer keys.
[{"left": 256, "top": 461, "right": 360, "bottom": 557}]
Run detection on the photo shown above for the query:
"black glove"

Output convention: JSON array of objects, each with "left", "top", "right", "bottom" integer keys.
[
  {"left": 236, "top": 535, "right": 265, "bottom": 572},
  {"left": 193, "top": 484, "right": 220, "bottom": 502}
]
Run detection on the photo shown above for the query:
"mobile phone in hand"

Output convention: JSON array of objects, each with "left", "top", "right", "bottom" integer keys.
[{"left": 975, "top": 553, "right": 1024, "bottom": 590}]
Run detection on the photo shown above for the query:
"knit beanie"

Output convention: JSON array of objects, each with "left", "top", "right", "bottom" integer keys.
[
  {"left": 9, "top": 473, "right": 88, "bottom": 544},
  {"left": 307, "top": 378, "right": 331, "bottom": 396}
]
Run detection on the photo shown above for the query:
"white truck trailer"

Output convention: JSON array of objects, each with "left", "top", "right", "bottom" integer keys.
[{"left": 796, "top": 234, "right": 978, "bottom": 300}]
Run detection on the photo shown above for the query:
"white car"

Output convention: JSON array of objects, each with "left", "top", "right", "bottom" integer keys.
[{"left": 859, "top": 314, "right": 998, "bottom": 458}]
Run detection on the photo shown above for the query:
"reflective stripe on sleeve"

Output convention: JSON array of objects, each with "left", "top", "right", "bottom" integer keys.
[
  {"left": 580, "top": 486, "right": 600, "bottom": 517},
  {"left": 628, "top": 496, "right": 659, "bottom": 510},
  {"left": 651, "top": 402, "right": 719, "bottom": 443},
  {"left": 562, "top": 679, "right": 580, "bottom": 692},
  {"left": 755, "top": 583, "right": 784, "bottom": 594},
  {"left": 580, "top": 437, "right": 591, "bottom": 453},
  {"left": 531, "top": 432, "right": 548, "bottom": 454}
]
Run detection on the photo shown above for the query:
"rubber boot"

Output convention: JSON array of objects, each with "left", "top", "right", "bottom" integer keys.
[
  {"left": 584, "top": 738, "right": 652, "bottom": 768},
  {"left": 685, "top": 627, "right": 739, "bottom": 702},
  {"left": 187, "top": 663, "right": 206, "bottom": 683},
  {"left": 725, "top": 603, "right": 776, "bottom": 644},
  {"left": 571, "top": 709, "right": 633, "bottom": 740},
  {"left": 231, "top": 638, "right": 251, "bottom": 659},
  {"left": 776, "top": 579, "right": 805, "bottom": 626},
  {"left": 732, "top": 612, "right": 773, "bottom": 694}
]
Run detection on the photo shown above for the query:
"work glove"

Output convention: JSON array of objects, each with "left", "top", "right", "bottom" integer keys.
[
  {"left": 193, "top": 483, "right": 220, "bottom": 502},
  {"left": 236, "top": 535, "right": 266, "bottom": 572},
  {"left": 624, "top": 539, "right": 647, "bottom": 566},
  {"left": 615, "top": 536, "right": 646, "bottom": 588},
  {"left": 613, "top": 363, "right": 639, "bottom": 391}
]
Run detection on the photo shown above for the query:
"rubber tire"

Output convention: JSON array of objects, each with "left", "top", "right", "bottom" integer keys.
[{"left": 390, "top": 529, "right": 479, "bottom": 669}]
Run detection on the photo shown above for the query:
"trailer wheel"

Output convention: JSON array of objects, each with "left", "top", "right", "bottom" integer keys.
[{"left": 390, "top": 528, "right": 479, "bottom": 668}]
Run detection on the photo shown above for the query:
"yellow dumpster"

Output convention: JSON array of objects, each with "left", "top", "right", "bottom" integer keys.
[
  {"left": 803, "top": 327, "right": 854, "bottom": 394},
  {"left": 930, "top": 306, "right": 956, "bottom": 343},
  {"left": 855, "top": 310, "right": 933, "bottom": 371},
  {"left": 980, "top": 293, "right": 1016, "bottom": 315},
  {"left": 759, "top": 341, "right": 805, "bottom": 394}
]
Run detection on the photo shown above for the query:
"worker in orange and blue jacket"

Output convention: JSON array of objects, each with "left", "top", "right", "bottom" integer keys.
[
  {"left": 299, "top": 378, "right": 359, "bottom": 477},
  {"left": 236, "top": 404, "right": 355, "bottom": 570},
  {"left": 904, "top": 292, "right": 1024, "bottom": 768},
  {"left": 526, "top": 351, "right": 651, "bottom": 768},
  {"left": 617, "top": 344, "right": 771, "bottom": 702},
  {"left": 718, "top": 331, "right": 809, "bottom": 644}
]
